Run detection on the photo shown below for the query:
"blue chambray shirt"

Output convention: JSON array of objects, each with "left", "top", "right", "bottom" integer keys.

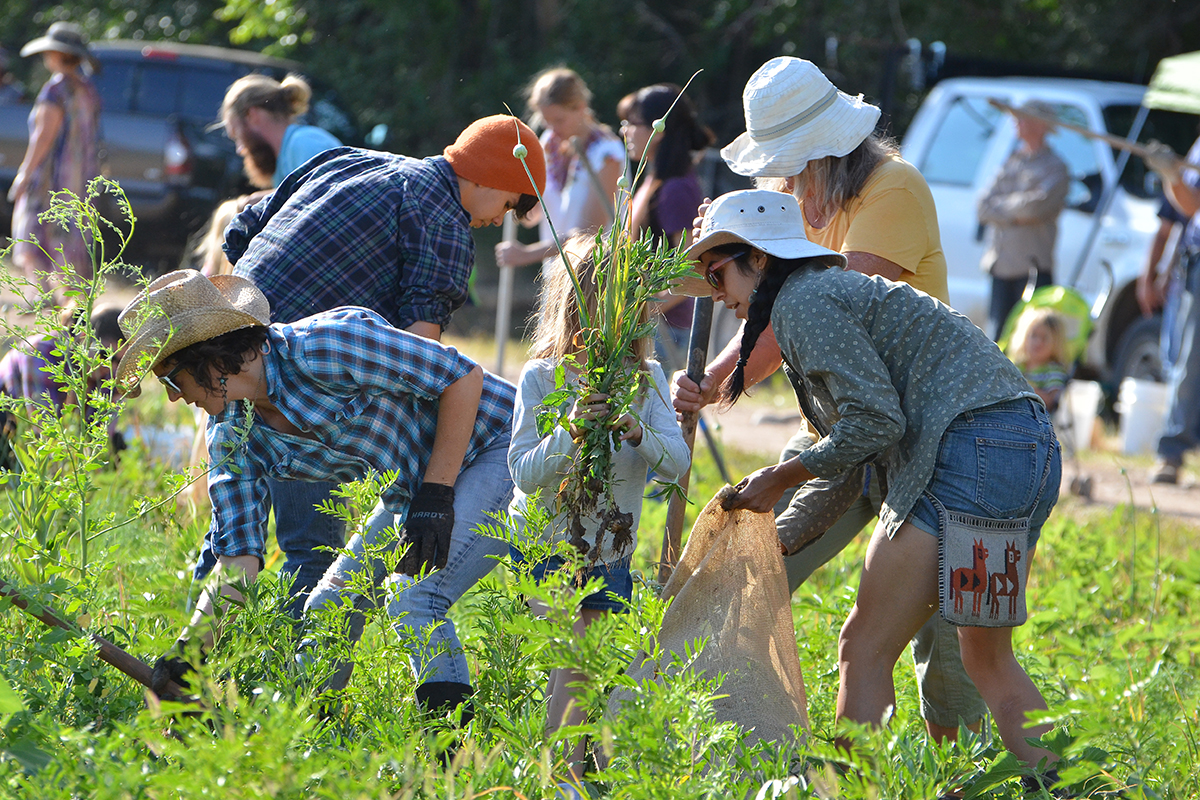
[
  {"left": 198, "top": 308, "right": 514, "bottom": 574},
  {"left": 224, "top": 148, "right": 474, "bottom": 331},
  {"left": 771, "top": 267, "right": 1038, "bottom": 537}
]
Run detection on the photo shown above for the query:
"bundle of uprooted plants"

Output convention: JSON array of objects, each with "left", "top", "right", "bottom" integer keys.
[{"left": 512, "top": 86, "right": 698, "bottom": 563}]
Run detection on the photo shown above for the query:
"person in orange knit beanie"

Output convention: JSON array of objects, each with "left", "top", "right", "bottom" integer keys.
[{"left": 164, "top": 116, "right": 546, "bottom": 646}]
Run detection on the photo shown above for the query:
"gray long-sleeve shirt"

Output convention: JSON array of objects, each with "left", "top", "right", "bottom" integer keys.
[{"left": 977, "top": 146, "right": 1070, "bottom": 279}]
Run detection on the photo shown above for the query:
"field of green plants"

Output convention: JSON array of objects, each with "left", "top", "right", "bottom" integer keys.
[{"left": 0, "top": 188, "right": 1197, "bottom": 799}]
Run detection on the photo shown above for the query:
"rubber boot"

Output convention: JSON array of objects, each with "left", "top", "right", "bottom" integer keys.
[
  {"left": 415, "top": 681, "right": 475, "bottom": 726},
  {"left": 416, "top": 681, "right": 475, "bottom": 766}
]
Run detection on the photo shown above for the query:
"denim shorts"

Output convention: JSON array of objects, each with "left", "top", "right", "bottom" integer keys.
[
  {"left": 509, "top": 547, "right": 633, "bottom": 613},
  {"left": 909, "top": 398, "right": 1061, "bottom": 548}
]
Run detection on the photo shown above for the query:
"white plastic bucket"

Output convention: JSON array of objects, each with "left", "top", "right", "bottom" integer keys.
[
  {"left": 1055, "top": 380, "right": 1102, "bottom": 450},
  {"left": 1116, "top": 378, "right": 1171, "bottom": 456}
]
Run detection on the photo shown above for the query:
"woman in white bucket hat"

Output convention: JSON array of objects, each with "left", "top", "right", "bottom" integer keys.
[
  {"left": 681, "top": 190, "right": 1062, "bottom": 780},
  {"left": 675, "top": 56, "right": 970, "bottom": 744}
]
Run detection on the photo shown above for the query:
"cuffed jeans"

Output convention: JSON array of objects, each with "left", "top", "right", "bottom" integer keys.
[
  {"left": 303, "top": 438, "right": 513, "bottom": 687},
  {"left": 774, "top": 428, "right": 987, "bottom": 728}
]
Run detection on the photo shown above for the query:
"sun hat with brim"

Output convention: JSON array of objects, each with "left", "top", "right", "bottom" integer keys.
[
  {"left": 115, "top": 269, "right": 271, "bottom": 393},
  {"left": 673, "top": 190, "right": 847, "bottom": 297},
  {"left": 20, "top": 22, "right": 91, "bottom": 61},
  {"left": 721, "top": 56, "right": 881, "bottom": 179}
]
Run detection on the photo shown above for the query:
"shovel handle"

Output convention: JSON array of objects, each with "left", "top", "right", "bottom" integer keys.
[
  {"left": 657, "top": 298, "right": 714, "bottom": 583},
  {"left": 0, "top": 576, "right": 191, "bottom": 698}
]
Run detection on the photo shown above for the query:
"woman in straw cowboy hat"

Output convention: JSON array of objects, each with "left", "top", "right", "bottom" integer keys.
[
  {"left": 8, "top": 22, "right": 100, "bottom": 303},
  {"left": 679, "top": 189, "right": 1062, "bottom": 780},
  {"left": 673, "top": 56, "right": 977, "bottom": 743},
  {"left": 118, "top": 270, "right": 515, "bottom": 720}
]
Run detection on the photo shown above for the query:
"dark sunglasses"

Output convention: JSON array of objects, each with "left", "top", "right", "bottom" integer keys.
[
  {"left": 705, "top": 250, "right": 748, "bottom": 290},
  {"left": 158, "top": 362, "right": 186, "bottom": 394}
]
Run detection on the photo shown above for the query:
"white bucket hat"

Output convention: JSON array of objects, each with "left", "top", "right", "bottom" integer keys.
[
  {"left": 721, "top": 57, "right": 881, "bottom": 178},
  {"left": 674, "top": 190, "right": 846, "bottom": 297}
]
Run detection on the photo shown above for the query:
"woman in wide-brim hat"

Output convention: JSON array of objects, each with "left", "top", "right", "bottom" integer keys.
[
  {"left": 8, "top": 21, "right": 101, "bottom": 304},
  {"left": 674, "top": 56, "right": 966, "bottom": 745},
  {"left": 120, "top": 270, "right": 516, "bottom": 719},
  {"left": 683, "top": 56, "right": 950, "bottom": 383},
  {"left": 680, "top": 189, "right": 1062, "bottom": 779}
]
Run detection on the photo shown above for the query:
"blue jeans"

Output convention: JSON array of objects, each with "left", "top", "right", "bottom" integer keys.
[
  {"left": 989, "top": 270, "right": 1052, "bottom": 341},
  {"left": 1158, "top": 250, "right": 1200, "bottom": 464},
  {"left": 909, "top": 398, "right": 1062, "bottom": 549},
  {"left": 510, "top": 550, "right": 634, "bottom": 613},
  {"left": 269, "top": 479, "right": 345, "bottom": 617},
  {"left": 303, "top": 438, "right": 513, "bottom": 687}
]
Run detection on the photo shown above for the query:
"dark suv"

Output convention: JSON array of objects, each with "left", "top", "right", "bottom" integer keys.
[{"left": 0, "top": 41, "right": 360, "bottom": 269}]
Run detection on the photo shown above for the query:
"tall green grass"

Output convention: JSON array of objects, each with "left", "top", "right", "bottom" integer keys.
[{"left": 0, "top": 188, "right": 1196, "bottom": 798}]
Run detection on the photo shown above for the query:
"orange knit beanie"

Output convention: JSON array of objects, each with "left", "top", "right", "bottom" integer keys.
[{"left": 444, "top": 115, "right": 547, "bottom": 196}]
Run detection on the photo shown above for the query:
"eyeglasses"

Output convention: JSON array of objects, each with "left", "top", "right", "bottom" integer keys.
[
  {"left": 620, "top": 119, "right": 648, "bottom": 130},
  {"left": 158, "top": 362, "right": 186, "bottom": 394},
  {"left": 704, "top": 251, "right": 748, "bottom": 290}
]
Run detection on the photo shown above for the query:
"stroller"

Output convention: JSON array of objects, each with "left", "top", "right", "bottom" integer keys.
[{"left": 997, "top": 265, "right": 1113, "bottom": 498}]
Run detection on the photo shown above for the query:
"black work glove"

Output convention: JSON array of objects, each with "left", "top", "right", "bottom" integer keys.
[
  {"left": 397, "top": 482, "right": 455, "bottom": 575},
  {"left": 150, "top": 643, "right": 201, "bottom": 699}
]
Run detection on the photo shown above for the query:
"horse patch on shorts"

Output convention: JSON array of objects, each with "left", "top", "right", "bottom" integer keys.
[{"left": 938, "top": 508, "right": 1029, "bottom": 627}]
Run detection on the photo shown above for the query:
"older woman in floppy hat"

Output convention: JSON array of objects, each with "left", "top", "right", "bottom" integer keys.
[
  {"left": 681, "top": 190, "right": 1063, "bottom": 779},
  {"left": 8, "top": 21, "right": 100, "bottom": 303},
  {"left": 119, "top": 270, "right": 516, "bottom": 719},
  {"left": 673, "top": 55, "right": 975, "bottom": 743}
]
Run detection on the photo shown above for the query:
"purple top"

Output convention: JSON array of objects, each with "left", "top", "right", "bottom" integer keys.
[
  {"left": 0, "top": 334, "right": 66, "bottom": 409},
  {"left": 651, "top": 172, "right": 704, "bottom": 329}
]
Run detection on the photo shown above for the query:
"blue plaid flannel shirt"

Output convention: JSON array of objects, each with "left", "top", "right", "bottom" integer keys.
[
  {"left": 201, "top": 308, "right": 514, "bottom": 569},
  {"left": 224, "top": 148, "right": 474, "bottom": 331}
]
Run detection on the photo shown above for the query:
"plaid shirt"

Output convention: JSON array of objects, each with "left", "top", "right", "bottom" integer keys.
[
  {"left": 203, "top": 308, "right": 514, "bottom": 567},
  {"left": 224, "top": 148, "right": 474, "bottom": 330}
]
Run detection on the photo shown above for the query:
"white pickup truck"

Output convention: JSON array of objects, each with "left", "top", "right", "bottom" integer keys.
[{"left": 900, "top": 76, "right": 1197, "bottom": 382}]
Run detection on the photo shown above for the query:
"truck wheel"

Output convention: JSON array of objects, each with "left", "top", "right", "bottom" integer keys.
[{"left": 1111, "top": 315, "right": 1163, "bottom": 384}]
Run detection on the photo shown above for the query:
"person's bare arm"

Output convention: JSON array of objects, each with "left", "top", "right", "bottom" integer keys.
[
  {"left": 1163, "top": 176, "right": 1200, "bottom": 219},
  {"left": 405, "top": 320, "right": 442, "bottom": 342},
  {"left": 495, "top": 239, "right": 557, "bottom": 268},
  {"left": 1137, "top": 218, "right": 1177, "bottom": 317},
  {"left": 422, "top": 364, "right": 483, "bottom": 486},
  {"left": 845, "top": 251, "right": 907, "bottom": 282},
  {"left": 671, "top": 325, "right": 784, "bottom": 413},
  {"left": 8, "top": 102, "right": 64, "bottom": 201},
  {"left": 185, "top": 554, "right": 261, "bottom": 649}
]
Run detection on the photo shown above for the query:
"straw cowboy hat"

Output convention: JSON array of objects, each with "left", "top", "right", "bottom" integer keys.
[
  {"left": 721, "top": 57, "right": 881, "bottom": 178},
  {"left": 115, "top": 270, "right": 271, "bottom": 391},
  {"left": 674, "top": 190, "right": 846, "bottom": 297},
  {"left": 20, "top": 22, "right": 92, "bottom": 61}
]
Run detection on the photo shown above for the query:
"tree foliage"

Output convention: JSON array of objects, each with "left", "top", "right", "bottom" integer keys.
[{"left": 1, "top": 1, "right": 1197, "bottom": 158}]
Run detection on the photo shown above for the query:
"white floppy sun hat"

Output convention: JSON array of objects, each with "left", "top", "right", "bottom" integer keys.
[
  {"left": 721, "top": 56, "right": 881, "bottom": 178},
  {"left": 674, "top": 190, "right": 846, "bottom": 297}
]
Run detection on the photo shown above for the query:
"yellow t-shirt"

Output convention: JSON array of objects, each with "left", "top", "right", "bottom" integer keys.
[{"left": 803, "top": 155, "right": 949, "bottom": 304}]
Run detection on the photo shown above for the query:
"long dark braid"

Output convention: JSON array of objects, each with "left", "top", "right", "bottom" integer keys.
[{"left": 719, "top": 251, "right": 824, "bottom": 406}]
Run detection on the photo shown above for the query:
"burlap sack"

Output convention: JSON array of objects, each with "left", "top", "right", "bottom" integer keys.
[{"left": 609, "top": 487, "right": 809, "bottom": 748}]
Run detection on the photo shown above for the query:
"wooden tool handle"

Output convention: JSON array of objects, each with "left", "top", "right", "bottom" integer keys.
[
  {"left": 0, "top": 576, "right": 192, "bottom": 699},
  {"left": 657, "top": 298, "right": 714, "bottom": 583}
]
